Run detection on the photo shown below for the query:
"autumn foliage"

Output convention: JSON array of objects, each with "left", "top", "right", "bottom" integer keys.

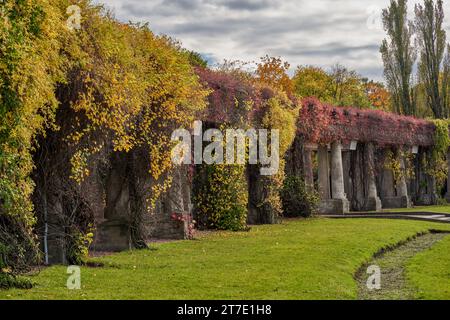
[{"left": 298, "top": 97, "right": 435, "bottom": 146}]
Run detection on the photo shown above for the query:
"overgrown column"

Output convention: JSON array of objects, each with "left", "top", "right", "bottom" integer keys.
[
  {"left": 396, "top": 149, "right": 412, "bottom": 208},
  {"left": 397, "top": 155, "right": 409, "bottom": 198},
  {"left": 317, "top": 146, "right": 330, "bottom": 199},
  {"left": 364, "top": 142, "right": 382, "bottom": 211},
  {"left": 425, "top": 150, "right": 438, "bottom": 205},
  {"left": 303, "top": 148, "right": 314, "bottom": 190}
]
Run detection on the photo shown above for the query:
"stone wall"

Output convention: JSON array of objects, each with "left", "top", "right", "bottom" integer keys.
[{"left": 34, "top": 141, "right": 193, "bottom": 263}]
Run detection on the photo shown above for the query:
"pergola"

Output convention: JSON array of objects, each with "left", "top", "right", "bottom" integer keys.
[{"left": 297, "top": 98, "right": 446, "bottom": 214}]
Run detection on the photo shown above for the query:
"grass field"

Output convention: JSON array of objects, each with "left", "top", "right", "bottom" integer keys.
[
  {"left": 1, "top": 218, "right": 450, "bottom": 300},
  {"left": 407, "top": 234, "right": 450, "bottom": 300},
  {"left": 386, "top": 205, "right": 450, "bottom": 214}
]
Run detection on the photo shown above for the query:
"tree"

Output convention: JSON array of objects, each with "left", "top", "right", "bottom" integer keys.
[
  {"left": 329, "top": 64, "right": 371, "bottom": 108},
  {"left": 364, "top": 80, "right": 392, "bottom": 111},
  {"left": 442, "top": 45, "right": 450, "bottom": 116},
  {"left": 183, "top": 50, "right": 208, "bottom": 68},
  {"left": 292, "top": 64, "right": 374, "bottom": 108},
  {"left": 0, "top": 0, "right": 67, "bottom": 280},
  {"left": 292, "top": 66, "right": 333, "bottom": 101},
  {"left": 414, "top": 0, "right": 447, "bottom": 119},
  {"left": 256, "top": 55, "right": 294, "bottom": 96},
  {"left": 380, "top": 0, "right": 417, "bottom": 115}
]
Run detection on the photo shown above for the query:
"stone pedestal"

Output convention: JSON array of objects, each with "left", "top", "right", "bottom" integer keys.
[
  {"left": 93, "top": 219, "right": 132, "bottom": 252},
  {"left": 363, "top": 197, "right": 382, "bottom": 211},
  {"left": 382, "top": 196, "right": 412, "bottom": 209},
  {"left": 318, "top": 199, "right": 350, "bottom": 215}
]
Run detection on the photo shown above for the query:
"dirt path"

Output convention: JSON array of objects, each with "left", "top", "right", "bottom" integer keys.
[{"left": 356, "top": 232, "right": 450, "bottom": 300}]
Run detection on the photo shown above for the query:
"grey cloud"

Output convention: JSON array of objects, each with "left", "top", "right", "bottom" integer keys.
[
  {"left": 121, "top": 0, "right": 277, "bottom": 17},
  {"left": 107, "top": 0, "right": 450, "bottom": 83},
  {"left": 216, "top": 0, "right": 277, "bottom": 11},
  {"left": 277, "top": 43, "right": 380, "bottom": 58}
]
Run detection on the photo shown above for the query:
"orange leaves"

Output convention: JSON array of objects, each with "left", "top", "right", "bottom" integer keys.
[
  {"left": 365, "top": 81, "right": 392, "bottom": 112},
  {"left": 256, "top": 55, "right": 294, "bottom": 97}
]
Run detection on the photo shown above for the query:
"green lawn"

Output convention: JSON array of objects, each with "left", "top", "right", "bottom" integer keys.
[
  {"left": 386, "top": 205, "right": 450, "bottom": 214},
  {"left": 1, "top": 218, "right": 450, "bottom": 300},
  {"left": 407, "top": 233, "right": 450, "bottom": 300}
]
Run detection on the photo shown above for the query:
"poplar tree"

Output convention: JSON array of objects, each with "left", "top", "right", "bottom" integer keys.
[
  {"left": 414, "top": 0, "right": 447, "bottom": 119},
  {"left": 380, "top": 0, "right": 417, "bottom": 115}
]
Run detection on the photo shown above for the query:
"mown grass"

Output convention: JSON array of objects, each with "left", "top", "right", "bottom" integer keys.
[
  {"left": 1, "top": 218, "right": 449, "bottom": 300},
  {"left": 407, "top": 233, "right": 450, "bottom": 300}
]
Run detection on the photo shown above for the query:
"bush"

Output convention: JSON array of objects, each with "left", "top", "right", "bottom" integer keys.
[
  {"left": 0, "top": 272, "right": 33, "bottom": 290},
  {"left": 66, "top": 227, "right": 94, "bottom": 266},
  {"left": 194, "top": 164, "right": 248, "bottom": 231},
  {"left": 0, "top": 243, "right": 32, "bottom": 290},
  {"left": 281, "top": 176, "right": 319, "bottom": 218}
]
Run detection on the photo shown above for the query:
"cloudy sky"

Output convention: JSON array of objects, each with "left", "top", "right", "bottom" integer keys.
[{"left": 99, "top": 0, "right": 450, "bottom": 81}]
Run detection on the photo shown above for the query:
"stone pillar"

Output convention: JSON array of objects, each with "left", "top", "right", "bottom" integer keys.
[
  {"left": 303, "top": 148, "right": 314, "bottom": 191},
  {"left": 415, "top": 149, "right": 437, "bottom": 205},
  {"left": 153, "top": 166, "right": 190, "bottom": 239},
  {"left": 381, "top": 148, "right": 412, "bottom": 209},
  {"left": 380, "top": 168, "right": 395, "bottom": 198},
  {"left": 318, "top": 142, "right": 349, "bottom": 215},
  {"left": 397, "top": 156, "right": 409, "bottom": 198},
  {"left": 331, "top": 141, "right": 346, "bottom": 200},
  {"left": 446, "top": 150, "right": 450, "bottom": 203},
  {"left": 428, "top": 174, "right": 438, "bottom": 204},
  {"left": 364, "top": 142, "right": 382, "bottom": 211},
  {"left": 317, "top": 146, "right": 330, "bottom": 199}
]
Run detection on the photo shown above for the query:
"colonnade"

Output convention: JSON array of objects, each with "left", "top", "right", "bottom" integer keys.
[{"left": 303, "top": 141, "right": 442, "bottom": 214}]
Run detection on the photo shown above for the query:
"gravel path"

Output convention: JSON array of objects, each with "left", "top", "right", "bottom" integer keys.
[{"left": 355, "top": 232, "right": 450, "bottom": 300}]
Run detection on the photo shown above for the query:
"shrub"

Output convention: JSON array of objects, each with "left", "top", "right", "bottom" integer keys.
[
  {"left": 194, "top": 164, "right": 248, "bottom": 231},
  {"left": 281, "top": 176, "right": 319, "bottom": 218},
  {"left": 66, "top": 227, "right": 94, "bottom": 265},
  {"left": 0, "top": 272, "right": 33, "bottom": 290},
  {"left": 0, "top": 243, "right": 32, "bottom": 289}
]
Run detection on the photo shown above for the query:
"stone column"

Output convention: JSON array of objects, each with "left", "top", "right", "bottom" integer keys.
[
  {"left": 317, "top": 141, "right": 349, "bottom": 214},
  {"left": 446, "top": 150, "right": 450, "bottom": 203},
  {"left": 317, "top": 146, "right": 330, "bottom": 199},
  {"left": 397, "top": 156, "right": 409, "bottom": 198},
  {"left": 303, "top": 148, "right": 314, "bottom": 191},
  {"left": 364, "top": 142, "right": 382, "bottom": 211},
  {"left": 331, "top": 141, "right": 346, "bottom": 200},
  {"left": 395, "top": 150, "right": 412, "bottom": 208},
  {"left": 150, "top": 167, "right": 190, "bottom": 240}
]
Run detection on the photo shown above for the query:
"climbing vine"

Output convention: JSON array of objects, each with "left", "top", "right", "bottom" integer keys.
[
  {"left": 0, "top": 0, "right": 68, "bottom": 278},
  {"left": 298, "top": 98, "right": 435, "bottom": 146},
  {"left": 428, "top": 119, "right": 450, "bottom": 186}
]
